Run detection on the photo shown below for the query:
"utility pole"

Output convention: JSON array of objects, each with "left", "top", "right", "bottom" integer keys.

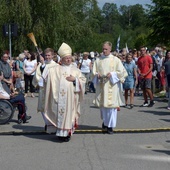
[
  {"left": 2, "top": 23, "right": 17, "bottom": 60},
  {"left": 8, "top": 24, "right": 12, "bottom": 60}
]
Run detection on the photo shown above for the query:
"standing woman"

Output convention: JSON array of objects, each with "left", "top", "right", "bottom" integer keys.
[
  {"left": 78, "top": 52, "right": 92, "bottom": 94},
  {"left": 123, "top": 54, "right": 138, "bottom": 108},
  {"left": 23, "top": 52, "right": 37, "bottom": 97},
  {"left": 163, "top": 50, "right": 170, "bottom": 109}
]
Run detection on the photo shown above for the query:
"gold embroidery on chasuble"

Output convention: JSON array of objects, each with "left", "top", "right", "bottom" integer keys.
[
  {"left": 60, "top": 89, "right": 66, "bottom": 97},
  {"left": 100, "top": 83, "right": 104, "bottom": 105},
  {"left": 108, "top": 84, "right": 113, "bottom": 106},
  {"left": 108, "top": 58, "right": 115, "bottom": 106},
  {"left": 62, "top": 72, "right": 69, "bottom": 78},
  {"left": 58, "top": 108, "right": 65, "bottom": 115},
  {"left": 58, "top": 89, "right": 66, "bottom": 115}
]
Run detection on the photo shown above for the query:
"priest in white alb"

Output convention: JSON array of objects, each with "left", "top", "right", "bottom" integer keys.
[
  {"left": 92, "top": 41, "right": 128, "bottom": 134},
  {"left": 33, "top": 48, "right": 58, "bottom": 129},
  {"left": 43, "top": 43, "right": 86, "bottom": 141}
]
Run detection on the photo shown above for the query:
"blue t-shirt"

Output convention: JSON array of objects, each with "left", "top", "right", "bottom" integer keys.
[
  {"left": 16, "top": 60, "right": 24, "bottom": 73},
  {"left": 123, "top": 61, "right": 136, "bottom": 82}
]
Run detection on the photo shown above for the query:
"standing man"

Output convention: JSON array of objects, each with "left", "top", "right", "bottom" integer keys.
[
  {"left": 137, "top": 46, "right": 155, "bottom": 107},
  {"left": 43, "top": 43, "right": 86, "bottom": 142},
  {"left": 33, "top": 48, "right": 58, "bottom": 130},
  {"left": 92, "top": 41, "right": 128, "bottom": 134}
]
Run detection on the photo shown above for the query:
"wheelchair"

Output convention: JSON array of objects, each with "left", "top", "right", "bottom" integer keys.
[{"left": 0, "top": 99, "right": 27, "bottom": 125}]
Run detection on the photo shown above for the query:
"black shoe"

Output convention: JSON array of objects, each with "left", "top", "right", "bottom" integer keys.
[
  {"left": 18, "top": 114, "right": 28, "bottom": 124},
  {"left": 102, "top": 123, "right": 107, "bottom": 129},
  {"left": 58, "top": 136, "right": 71, "bottom": 142},
  {"left": 44, "top": 125, "right": 47, "bottom": 132},
  {"left": 25, "top": 115, "right": 31, "bottom": 120},
  {"left": 148, "top": 101, "right": 155, "bottom": 107},
  {"left": 124, "top": 104, "right": 129, "bottom": 108},
  {"left": 107, "top": 127, "right": 113, "bottom": 134},
  {"left": 130, "top": 104, "right": 134, "bottom": 109},
  {"left": 18, "top": 114, "right": 23, "bottom": 124},
  {"left": 23, "top": 115, "right": 31, "bottom": 123},
  {"left": 64, "top": 136, "right": 71, "bottom": 142},
  {"left": 140, "top": 102, "right": 149, "bottom": 107}
]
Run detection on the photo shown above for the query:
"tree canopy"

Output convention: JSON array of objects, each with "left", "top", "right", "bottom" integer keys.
[
  {"left": 147, "top": 0, "right": 170, "bottom": 46},
  {"left": 0, "top": 0, "right": 169, "bottom": 56}
]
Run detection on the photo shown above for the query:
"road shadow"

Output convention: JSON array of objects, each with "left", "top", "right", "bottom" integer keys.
[
  {"left": 138, "top": 110, "right": 170, "bottom": 116},
  {"left": 12, "top": 124, "right": 44, "bottom": 132},
  {"left": 159, "top": 119, "right": 170, "bottom": 122},
  {"left": 156, "top": 106, "right": 168, "bottom": 109},
  {"left": 152, "top": 149, "right": 170, "bottom": 155},
  {"left": 12, "top": 125, "right": 72, "bottom": 143},
  {"left": 90, "top": 105, "right": 99, "bottom": 109},
  {"left": 9, "top": 119, "right": 19, "bottom": 124},
  {"left": 78, "top": 124, "right": 100, "bottom": 130},
  {"left": 11, "top": 124, "right": 104, "bottom": 142},
  {"left": 22, "top": 134, "right": 67, "bottom": 143}
]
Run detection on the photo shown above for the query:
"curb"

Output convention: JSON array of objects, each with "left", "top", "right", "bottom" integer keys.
[{"left": 0, "top": 127, "right": 170, "bottom": 135}]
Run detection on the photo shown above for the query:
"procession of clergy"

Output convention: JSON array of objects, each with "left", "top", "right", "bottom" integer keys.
[{"left": 33, "top": 41, "right": 128, "bottom": 142}]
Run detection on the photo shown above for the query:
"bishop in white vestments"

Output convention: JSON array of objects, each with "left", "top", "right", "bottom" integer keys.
[
  {"left": 43, "top": 43, "right": 86, "bottom": 141},
  {"left": 92, "top": 41, "right": 128, "bottom": 134}
]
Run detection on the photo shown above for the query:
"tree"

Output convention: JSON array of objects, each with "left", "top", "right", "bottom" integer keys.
[
  {"left": 0, "top": 0, "right": 156, "bottom": 55},
  {"left": 0, "top": 0, "right": 100, "bottom": 54},
  {"left": 147, "top": 0, "right": 170, "bottom": 46},
  {"left": 119, "top": 4, "right": 147, "bottom": 29},
  {"left": 101, "top": 3, "right": 120, "bottom": 34}
]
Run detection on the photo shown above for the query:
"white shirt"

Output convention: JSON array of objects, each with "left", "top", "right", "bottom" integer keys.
[
  {"left": 24, "top": 59, "right": 37, "bottom": 75},
  {"left": 80, "top": 59, "right": 91, "bottom": 73},
  {"left": 0, "top": 82, "right": 10, "bottom": 98}
]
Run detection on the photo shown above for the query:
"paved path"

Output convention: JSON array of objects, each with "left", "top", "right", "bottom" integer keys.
[{"left": 1, "top": 92, "right": 170, "bottom": 170}]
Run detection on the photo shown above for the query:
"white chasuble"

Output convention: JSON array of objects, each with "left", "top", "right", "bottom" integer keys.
[
  {"left": 92, "top": 54, "right": 128, "bottom": 108},
  {"left": 44, "top": 65, "right": 86, "bottom": 136}
]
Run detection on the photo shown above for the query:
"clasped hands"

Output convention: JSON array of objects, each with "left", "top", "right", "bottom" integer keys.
[
  {"left": 66, "top": 75, "right": 76, "bottom": 82},
  {"left": 97, "top": 72, "right": 112, "bottom": 79},
  {"left": 139, "top": 73, "right": 145, "bottom": 79}
]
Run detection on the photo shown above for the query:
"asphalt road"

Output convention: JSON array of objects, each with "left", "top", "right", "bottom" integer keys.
[{"left": 0, "top": 92, "right": 170, "bottom": 170}]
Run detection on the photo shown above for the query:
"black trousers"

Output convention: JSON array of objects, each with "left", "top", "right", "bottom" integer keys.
[
  {"left": 9, "top": 93, "right": 25, "bottom": 116},
  {"left": 24, "top": 74, "right": 34, "bottom": 93}
]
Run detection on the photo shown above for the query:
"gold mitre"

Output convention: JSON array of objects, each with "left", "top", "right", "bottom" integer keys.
[{"left": 58, "top": 42, "right": 72, "bottom": 58}]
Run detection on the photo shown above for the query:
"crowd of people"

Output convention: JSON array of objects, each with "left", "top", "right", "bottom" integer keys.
[{"left": 0, "top": 42, "right": 170, "bottom": 141}]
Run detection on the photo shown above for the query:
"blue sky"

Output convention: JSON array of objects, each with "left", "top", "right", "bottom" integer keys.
[{"left": 97, "top": 0, "right": 152, "bottom": 8}]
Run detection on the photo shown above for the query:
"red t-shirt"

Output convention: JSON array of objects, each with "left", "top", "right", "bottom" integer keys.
[{"left": 137, "top": 55, "right": 153, "bottom": 79}]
